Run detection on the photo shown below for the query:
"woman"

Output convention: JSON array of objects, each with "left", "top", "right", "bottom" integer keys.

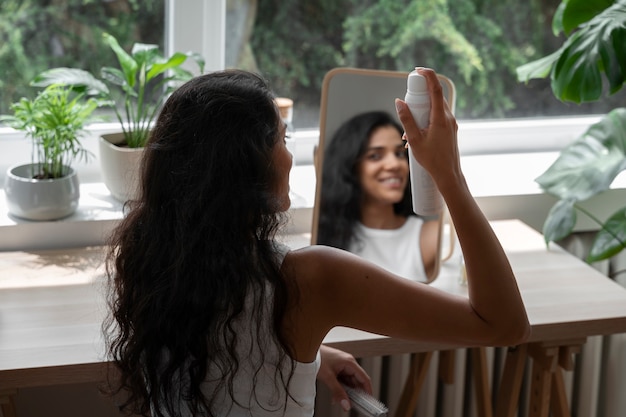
[
  {"left": 317, "top": 111, "right": 440, "bottom": 282},
  {"left": 103, "top": 68, "right": 529, "bottom": 417}
]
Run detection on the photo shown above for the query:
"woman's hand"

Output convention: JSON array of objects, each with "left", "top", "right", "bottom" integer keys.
[
  {"left": 395, "top": 67, "right": 460, "bottom": 193},
  {"left": 317, "top": 345, "right": 372, "bottom": 412}
]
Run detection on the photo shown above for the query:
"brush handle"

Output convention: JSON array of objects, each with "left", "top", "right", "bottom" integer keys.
[{"left": 341, "top": 384, "right": 388, "bottom": 417}]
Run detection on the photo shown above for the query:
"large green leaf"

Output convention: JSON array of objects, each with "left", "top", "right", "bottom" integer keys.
[
  {"left": 517, "top": 0, "right": 626, "bottom": 103},
  {"left": 103, "top": 32, "right": 138, "bottom": 88},
  {"left": 543, "top": 199, "right": 577, "bottom": 245},
  {"left": 517, "top": 49, "right": 562, "bottom": 83},
  {"left": 552, "top": 1, "right": 566, "bottom": 36},
  {"left": 101, "top": 67, "right": 131, "bottom": 91},
  {"left": 31, "top": 68, "right": 109, "bottom": 96},
  {"left": 536, "top": 108, "right": 626, "bottom": 201},
  {"left": 561, "top": 0, "right": 615, "bottom": 35},
  {"left": 552, "top": 0, "right": 626, "bottom": 102},
  {"left": 146, "top": 52, "right": 188, "bottom": 81},
  {"left": 588, "top": 206, "right": 626, "bottom": 262}
]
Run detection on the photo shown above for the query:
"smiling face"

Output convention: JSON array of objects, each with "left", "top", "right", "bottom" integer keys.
[{"left": 357, "top": 125, "right": 409, "bottom": 209}]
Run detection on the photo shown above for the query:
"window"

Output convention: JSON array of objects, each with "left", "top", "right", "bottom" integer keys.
[
  {"left": 227, "top": 0, "right": 624, "bottom": 130},
  {"left": 1, "top": 0, "right": 623, "bottom": 161},
  {"left": 0, "top": 0, "right": 166, "bottom": 116}
]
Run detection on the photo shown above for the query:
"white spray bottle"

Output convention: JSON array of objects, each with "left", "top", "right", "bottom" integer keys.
[{"left": 404, "top": 69, "right": 443, "bottom": 216}]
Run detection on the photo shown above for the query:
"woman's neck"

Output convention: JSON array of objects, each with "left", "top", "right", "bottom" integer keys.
[{"left": 359, "top": 203, "right": 407, "bottom": 229}]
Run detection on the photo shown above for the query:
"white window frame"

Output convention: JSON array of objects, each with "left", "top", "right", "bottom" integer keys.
[{"left": 166, "top": 0, "right": 225, "bottom": 73}]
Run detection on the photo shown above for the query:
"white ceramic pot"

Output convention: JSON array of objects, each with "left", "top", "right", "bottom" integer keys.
[
  {"left": 4, "top": 164, "right": 80, "bottom": 221},
  {"left": 99, "top": 133, "right": 144, "bottom": 202}
]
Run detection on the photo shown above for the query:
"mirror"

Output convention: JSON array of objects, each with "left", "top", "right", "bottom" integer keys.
[{"left": 311, "top": 68, "right": 456, "bottom": 283}]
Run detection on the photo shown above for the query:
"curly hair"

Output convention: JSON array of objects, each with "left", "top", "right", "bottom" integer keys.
[
  {"left": 102, "top": 70, "right": 295, "bottom": 416},
  {"left": 317, "top": 111, "right": 413, "bottom": 249}
]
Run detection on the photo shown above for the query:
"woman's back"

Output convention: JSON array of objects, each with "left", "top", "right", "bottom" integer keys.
[{"left": 205, "top": 245, "right": 320, "bottom": 417}]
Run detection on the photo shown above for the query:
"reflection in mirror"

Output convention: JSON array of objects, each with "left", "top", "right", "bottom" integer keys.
[
  {"left": 316, "top": 111, "right": 441, "bottom": 282},
  {"left": 311, "top": 68, "right": 456, "bottom": 284}
]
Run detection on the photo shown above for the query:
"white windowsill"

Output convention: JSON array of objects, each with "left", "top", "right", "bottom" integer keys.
[
  {"left": 2, "top": 153, "right": 626, "bottom": 252},
  {"left": 2, "top": 115, "right": 625, "bottom": 252}
]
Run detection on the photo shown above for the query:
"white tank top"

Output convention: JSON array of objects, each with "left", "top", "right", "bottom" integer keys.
[
  {"left": 159, "top": 243, "right": 321, "bottom": 417},
  {"left": 349, "top": 216, "right": 428, "bottom": 282}
]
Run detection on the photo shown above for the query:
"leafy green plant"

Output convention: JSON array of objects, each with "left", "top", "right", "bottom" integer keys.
[
  {"left": 0, "top": 84, "right": 99, "bottom": 179},
  {"left": 517, "top": 0, "right": 626, "bottom": 262},
  {"left": 30, "top": 32, "right": 205, "bottom": 148}
]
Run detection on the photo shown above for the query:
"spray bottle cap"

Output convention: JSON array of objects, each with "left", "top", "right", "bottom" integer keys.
[{"left": 407, "top": 70, "right": 427, "bottom": 94}]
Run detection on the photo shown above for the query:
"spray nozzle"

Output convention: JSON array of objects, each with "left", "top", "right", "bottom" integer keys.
[{"left": 407, "top": 71, "right": 427, "bottom": 94}]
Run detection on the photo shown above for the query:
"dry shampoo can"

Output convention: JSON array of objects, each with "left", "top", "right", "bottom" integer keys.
[{"left": 404, "top": 69, "right": 443, "bottom": 216}]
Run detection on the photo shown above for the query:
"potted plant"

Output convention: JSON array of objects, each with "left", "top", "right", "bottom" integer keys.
[
  {"left": 517, "top": 0, "right": 626, "bottom": 263},
  {"left": 32, "top": 32, "right": 205, "bottom": 202},
  {"left": 0, "top": 84, "right": 100, "bottom": 220}
]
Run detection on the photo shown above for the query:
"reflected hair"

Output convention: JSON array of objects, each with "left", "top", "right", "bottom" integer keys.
[
  {"left": 317, "top": 111, "right": 412, "bottom": 249},
  {"left": 103, "top": 69, "right": 296, "bottom": 416}
]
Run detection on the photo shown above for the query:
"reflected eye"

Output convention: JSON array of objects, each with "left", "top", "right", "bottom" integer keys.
[
  {"left": 365, "top": 152, "right": 382, "bottom": 161},
  {"left": 395, "top": 149, "right": 408, "bottom": 159}
]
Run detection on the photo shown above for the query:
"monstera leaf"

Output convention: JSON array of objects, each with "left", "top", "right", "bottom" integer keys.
[
  {"left": 537, "top": 108, "right": 626, "bottom": 200},
  {"left": 542, "top": 199, "right": 577, "bottom": 244},
  {"left": 518, "top": 0, "right": 626, "bottom": 262},
  {"left": 588, "top": 207, "right": 626, "bottom": 262},
  {"left": 538, "top": 108, "right": 626, "bottom": 247},
  {"left": 517, "top": 0, "right": 626, "bottom": 103}
]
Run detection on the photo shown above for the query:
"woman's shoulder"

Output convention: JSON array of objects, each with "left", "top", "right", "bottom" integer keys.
[
  {"left": 283, "top": 244, "right": 364, "bottom": 281},
  {"left": 286, "top": 244, "right": 351, "bottom": 267}
]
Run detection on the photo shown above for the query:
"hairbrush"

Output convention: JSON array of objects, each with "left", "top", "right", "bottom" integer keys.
[{"left": 341, "top": 383, "right": 388, "bottom": 417}]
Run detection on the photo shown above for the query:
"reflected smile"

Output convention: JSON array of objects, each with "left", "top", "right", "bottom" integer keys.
[{"left": 379, "top": 177, "right": 403, "bottom": 186}]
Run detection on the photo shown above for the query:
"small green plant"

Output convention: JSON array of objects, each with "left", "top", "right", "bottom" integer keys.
[
  {"left": 517, "top": 0, "right": 626, "bottom": 263},
  {"left": 31, "top": 32, "right": 205, "bottom": 149},
  {"left": 0, "top": 84, "right": 99, "bottom": 179}
]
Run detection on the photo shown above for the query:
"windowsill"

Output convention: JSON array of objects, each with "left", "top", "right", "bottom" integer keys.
[
  {"left": 2, "top": 151, "right": 626, "bottom": 252},
  {"left": 0, "top": 165, "right": 318, "bottom": 252},
  {"left": 2, "top": 115, "right": 625, "bottom": 252}
]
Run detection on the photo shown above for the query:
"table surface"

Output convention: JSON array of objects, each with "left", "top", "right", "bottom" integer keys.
[{"left": 3, "top": 219, "right": 626, "bottom": 390}]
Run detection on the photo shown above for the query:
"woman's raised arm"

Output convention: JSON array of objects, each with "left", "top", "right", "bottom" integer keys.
[{"left": 284, "top": 68, "right": 530, "bottom": 360}]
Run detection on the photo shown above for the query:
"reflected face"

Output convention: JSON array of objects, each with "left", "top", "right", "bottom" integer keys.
[
  {"left": 357, "top": 125, "right": 408, "bottom": 207},
  {"left": 272, "top": 122, "right": 293, "bottom": 211}
]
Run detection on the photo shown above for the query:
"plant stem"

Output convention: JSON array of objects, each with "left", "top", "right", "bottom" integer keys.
[
  {"left": 574, "top": 203, "right": 604, "bottom": 227},
  {"left": 575, "top": 202, "right": 626, "bottom": 256}
]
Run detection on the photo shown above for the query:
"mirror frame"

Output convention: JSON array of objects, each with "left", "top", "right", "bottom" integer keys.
[{"left": 310, "top": 67, "right": 456, "bottom": 282}]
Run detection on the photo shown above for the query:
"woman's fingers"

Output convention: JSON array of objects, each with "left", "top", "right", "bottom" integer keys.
[
  {"left": 395, "top": 99, "right": 421, "bottom": 149},
  {"left": 416, "top": 67, "right": 445, "bottom": 124}
]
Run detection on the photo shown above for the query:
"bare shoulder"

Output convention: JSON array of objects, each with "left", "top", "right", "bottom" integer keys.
[
  {"left": 282, "top": 245, "right": 437, "bottom": 333},
  {"left": 282, "top": 244, "right": 361, "bottom": 287},
  {"left": 286, "top": 244, "right": 354, "bottom": 266},
  {"left": 283, "top": 244, "right": 385, "bottom": 281},
  {"left": 280, "top": 245, "right": 374, "bottom": 354}
]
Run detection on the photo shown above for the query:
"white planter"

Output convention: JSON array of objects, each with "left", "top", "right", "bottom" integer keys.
[
  {"left": 99, "top": 133, "right": 144, "bottom": 202},
  {"left": 5, "top": 164, "right": 80, "bottom": 221}
]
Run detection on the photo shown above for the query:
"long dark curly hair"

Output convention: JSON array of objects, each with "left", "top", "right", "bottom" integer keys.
[
  {"left": 317, "top": 111, "right": 413, "bottom": 249},
  {"left": 102, "top": 70, "right": 295, "bottom": 416}
]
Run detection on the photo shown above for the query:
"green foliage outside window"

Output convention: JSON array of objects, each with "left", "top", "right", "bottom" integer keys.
[
  {"left": 2, "top": 0, "right": 625, "bottom": 123},
  {"left": 0, "top": 0, "right": 163, "bottom": 115},
  {"left": 251, "top": 0, "right": 555, "bottom": 119}
]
